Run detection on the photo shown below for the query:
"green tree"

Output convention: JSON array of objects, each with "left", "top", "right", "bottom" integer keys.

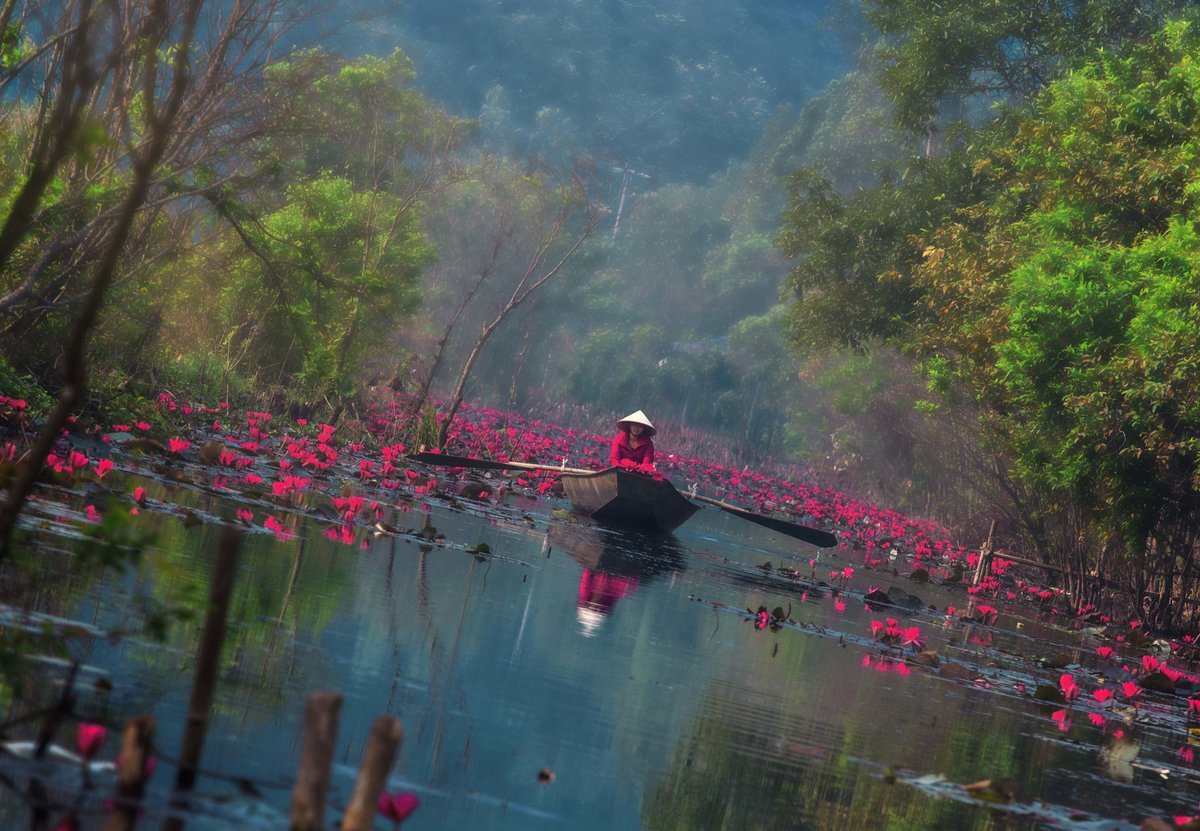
[
  {"left": 863, "top": 0, "right": 1191, "bottom": 131},
  {"left": 0, "top": 0, "right": 298, "bottom": 558},
  {"left": 172, "top": 48, "right": 471, "bottom": 408},
  {"left": 908, "top": 19, "right": 1200, "bottom": 626}
]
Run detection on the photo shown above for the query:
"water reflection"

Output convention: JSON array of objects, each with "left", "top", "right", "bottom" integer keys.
[
  {"left": 548, "top": 525, "right": 686, "bottom": 637},
  {"left": 1, "top": 481, "right": 1199, "bottom": 830}
]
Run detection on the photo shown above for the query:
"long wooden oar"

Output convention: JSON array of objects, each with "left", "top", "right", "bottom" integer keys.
[
  {"left": 407, "top": 452, "right": 838, "bottom": 548},
  {"left": 688, "top": 493, "right": 837, "bottom": 548},
  {"left": 407, "top": 451, "right": 594, "bottom": 476}
]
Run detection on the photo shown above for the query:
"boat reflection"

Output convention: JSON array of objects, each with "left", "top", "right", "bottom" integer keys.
[{"left": 548, "top": 524, "right": 687, "bottom": 636}]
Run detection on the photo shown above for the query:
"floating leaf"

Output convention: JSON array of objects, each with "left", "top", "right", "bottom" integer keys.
[
  {"left": 911, "top": 651, "right": 940, "bottom": 668},
  {"left": 864, "top": 588, "right": 890, "bottom": 609},
  {"left": 1041, "top": 651, "right": 1074, "bottom": 669},
  {"left": 1140, "top": 670, "right": 1176, "bottom": 694},
  {"left": 1033, "top": 684, "right": 1067, "bottom": 704}
]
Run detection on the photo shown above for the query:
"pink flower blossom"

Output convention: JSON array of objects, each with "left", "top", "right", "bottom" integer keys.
[
  {"left": 378, "top": 792, "right": 420, "bottom": 825},
  {"left": 76, "top": 723, "right": 107, "bottom": 760}
]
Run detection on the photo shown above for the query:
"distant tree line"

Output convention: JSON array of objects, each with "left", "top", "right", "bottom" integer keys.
[{"left": 7, "top": 0, "right": 1200, "bottom": 625}]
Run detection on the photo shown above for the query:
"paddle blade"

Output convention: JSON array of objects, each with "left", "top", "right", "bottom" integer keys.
[{"left": 718, "top": 505, "right": 838, "bottom": 548}]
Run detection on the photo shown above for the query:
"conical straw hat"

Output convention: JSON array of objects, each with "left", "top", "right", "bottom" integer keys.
[{"left": 616, "top": 410, "right": 656, "bottom": 437}]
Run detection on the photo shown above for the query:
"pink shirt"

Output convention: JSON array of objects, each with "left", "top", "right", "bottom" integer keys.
[{"left": 609, "top": 431, "right": 655, "bottom": 466}]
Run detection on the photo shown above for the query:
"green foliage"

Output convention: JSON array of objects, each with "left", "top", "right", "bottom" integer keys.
[
  {"left": 145, "top": 48, "right": 458, "bottom": 410},
  {"left": 777, "top": 146, "right": 986, "bottom": 352},
  {"left": 1, "top": 19, "right": 27, "bottom": 72},
  {"left": 0, "top": 356, "right": 53, "bottom": 414},
  {"left": 894, "top": 17, "right": 1200, "bottom": 622},
  {"left": 562, "top": 325, "right": 672, "bottom": 408},
  {"left": 863, "top": 0, "right": 1192, "bottom": 130}
]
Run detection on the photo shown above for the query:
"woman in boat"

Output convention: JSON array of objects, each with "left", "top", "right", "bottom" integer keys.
[{"left": 609, "top": 410, "right": 656, "bottom": 468}]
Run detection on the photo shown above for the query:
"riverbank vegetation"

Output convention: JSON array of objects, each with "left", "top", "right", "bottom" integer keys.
[{"left": 4, "top": 0, "right": 1200, "bottom": 630}]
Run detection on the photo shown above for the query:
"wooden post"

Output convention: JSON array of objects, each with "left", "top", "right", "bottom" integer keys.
[
  {"left": 973, "top": 520, "right": 996, "bottom": 586},
  {"left": 175, "top": 525, "right": 241, "bottom": 791},
  {"left": 341, "top": 716, "right": 404, "bottom": 831},
  {"left": 290, "top": 690, "right": 343, "bottom": 831},
  {"left": 102, "top": 715, "right": 156, "bottom": 831}
]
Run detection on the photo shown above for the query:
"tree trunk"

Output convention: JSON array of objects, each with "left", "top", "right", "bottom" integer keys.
[{"left": 0, "top": 0, "right": 202, "bottom": 560}]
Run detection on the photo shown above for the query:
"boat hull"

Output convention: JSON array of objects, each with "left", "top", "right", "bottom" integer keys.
[{"left": 560, "top": 467, "right": 699, "bottom": 533}]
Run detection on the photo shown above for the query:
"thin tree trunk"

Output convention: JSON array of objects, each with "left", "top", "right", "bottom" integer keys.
[{"left": 0, "top": 0, "right": 202, "bottom": 560}]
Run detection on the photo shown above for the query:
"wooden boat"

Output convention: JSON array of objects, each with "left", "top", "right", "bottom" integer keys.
[
  {"left": 559, "top": 467, "right": 699, "bottom": 533},
  {"left": 407, "top": 452, "right": 838, "bottom": 547}
]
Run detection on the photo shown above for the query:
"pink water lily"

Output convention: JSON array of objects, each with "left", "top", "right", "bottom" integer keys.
[
  {"left": 76, "top": 723, "right": 106, "bottom": 760},
  {"left": 378, "top": 792, "right": 419, "bottom": 826},
  {"left": 1059, "top": 674, "right": 1080, "bottom": 701}
]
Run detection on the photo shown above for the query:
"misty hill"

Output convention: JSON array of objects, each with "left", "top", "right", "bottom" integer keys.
[{"left": 337, "top": 0, "right": 850, "bottom": 182}]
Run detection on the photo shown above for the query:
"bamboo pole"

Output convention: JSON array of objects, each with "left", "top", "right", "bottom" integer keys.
[
  {"left": 102, "top": 715, "right": 156, "bottom": 831},
  {"left": 341, "top": 716, "right": 404, "bottom": 831},
  {"left": 174, "top": 525, "right": 241, "bottom": 792},
  {"left": 973, "top": 520, "right": 996, "bottom": 586},
  {"left": 290, "top": 690, "right": 343, "bottom": 831}
]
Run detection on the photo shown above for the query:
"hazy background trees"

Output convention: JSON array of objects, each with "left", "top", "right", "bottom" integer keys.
[{"left": 7, "top": 0, "right": 1200, "bottom": 620}]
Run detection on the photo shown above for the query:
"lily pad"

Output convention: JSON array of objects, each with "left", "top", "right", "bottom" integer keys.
[
  {"left": 1140, "top": 670, "right": 1176, "bottom": 694},
  {"left": 1033, "top": 684, "right": 1067, "bottom": 704},
  {"left": 1040, "top": 651, "right": 1074, "bottom": 669}
]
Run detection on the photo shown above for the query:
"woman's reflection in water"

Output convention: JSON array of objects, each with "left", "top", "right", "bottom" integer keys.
[{"left": 552, "top": 526, "right": 686, "bottom": 636}]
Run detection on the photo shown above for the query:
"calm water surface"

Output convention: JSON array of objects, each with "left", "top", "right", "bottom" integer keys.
[{"left": 2, "top": 472, "right": 1198, "bottom": 830}]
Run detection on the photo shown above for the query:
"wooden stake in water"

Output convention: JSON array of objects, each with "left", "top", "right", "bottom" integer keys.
[
  {"left": 175, "top": 524, "right": 241, "bottom": 791},
  {"left": 341, "top": 716, "right": 404, "bottom": 831},
  {"left": 290, "top": 690, "right": 343, "bottom": 831},
  {"left": 102, "top": 715, "right": 156, "bottom": 831}
]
